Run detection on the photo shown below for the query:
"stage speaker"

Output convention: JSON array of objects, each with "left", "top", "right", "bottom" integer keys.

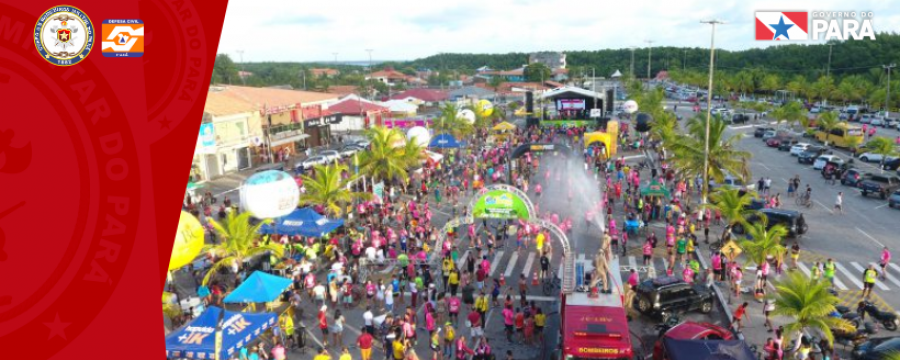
[
  {"left": 635, "top": 113, "right": 652, "bottom": 132},
  {"left": 605, "top": 89, "right": 615, "bottom": 113},
  {"left": 525, "top": 91, "right": 534, "bottom": 113},
  {"left": 526, "top": 116, "right": 539, "bottom": 128}
]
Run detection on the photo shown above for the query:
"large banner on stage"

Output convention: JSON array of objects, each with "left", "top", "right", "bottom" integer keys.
[{"left": 472, "top": 189, "right": 531, "bottom": 219}]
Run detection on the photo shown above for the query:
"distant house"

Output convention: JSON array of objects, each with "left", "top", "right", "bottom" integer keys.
[
  {"left": 366, "top": 67, "right": 412, "bottom": 85},
  {"left": 310, "top": 68, "right": 340, "bottom": 78},
  {"left": 325, "top": 85, "right": 359, "bottom": 97},
  {"left": 529, "top": 52, "right": 567, "bottom": 69},
  {"left": 389, "top": 88, "right": 449, "bottom": 106},
  {"left": 238, "top": 71, "right": 253, "bottom": 79},
  {"left": 481, "top": 68, "right": 525, "bottom": 82},
  {"left": 328, "top": 95, "right": 390, "bottom": 131},
  {"left": 476, "top": 66, "right": 493, "bottom": 73},
  {"left": 448, "top": 86, "right": 496, "bottom": 101},
  {"left": 655, "top": 70, "right": 669, "bottom": 81}
]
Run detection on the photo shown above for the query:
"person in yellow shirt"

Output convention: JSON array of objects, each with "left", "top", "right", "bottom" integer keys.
[
  {"left": 312, "top": 347, "right": 332, "bottom": 360},
  {"left": 339, "top": 347, "right": 352, "bottom": 360},
  {"left": 534, "top": 308, "right": 546, "bottom": 343},
  {"left": 392, "top": 338, "right": 407, "bottom": 360},
  {"left": 536, "top": 232, "right": 545, "bottom": 255},
  {"left": 475, "top": 292, "right": 489, "bottom": 320}
]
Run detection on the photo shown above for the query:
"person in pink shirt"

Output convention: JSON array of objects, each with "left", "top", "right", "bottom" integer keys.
[
  {"left": 627, "top": 269, "right": 639, "bottom": 289},
  {"left": 535, "top": 183, "right": 542, "bottom": 197},
  {"left": 643, "top": 240, "right": 654, "bottom": 266},
  {"left": 502, "top": 305, "right": 515, "bottom": 342},
  {"left": 881, "top": 246, "right": 892, "bottom": 280},
  {"left": 683, "top": 266, "right": 695, "bottom": 284},
  {"left": 711, "top": 252, "right": 722, "bottom": 281},
  {"left": 448, "top": 295, "right": 461, "bottom": 324}
]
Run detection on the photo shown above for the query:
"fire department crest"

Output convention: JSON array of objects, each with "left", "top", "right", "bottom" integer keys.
[{"left": 34, "top": 6, "right": 94, "bottom": 66}]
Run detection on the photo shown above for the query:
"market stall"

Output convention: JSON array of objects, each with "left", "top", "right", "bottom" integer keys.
[{"left": 258, "top": 207, "right": 344, "bottom": 238}]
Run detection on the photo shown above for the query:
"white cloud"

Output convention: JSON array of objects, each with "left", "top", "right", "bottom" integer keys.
[{"left": 218, "top": 0, "right": 900, "bottom": 62}]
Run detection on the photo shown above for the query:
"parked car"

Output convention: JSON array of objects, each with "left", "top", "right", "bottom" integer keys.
[
  {"left": 888, "top": 190, "right": 900, "bottom": 209},
  {"left": 859, "top": 175, "right": 900, "bottom": 199},
  {"left": 754, "top": 127, "right": 775, "bottom": 138},
  {"left": 634, "top": 276, "right": 715, "bottom": 321},
  {"left": 859, "top": 152, "right": 899, "bottom": 164},
  {"left": 778, "top": 138, "right": 801, "bottom": 151},
  {"left": 883, "top": 158, "right": 900, "bottom": 171},
  {"left": 790, "top": 143, "right": 812, "bottom": 156},
  {"left": 813, "top": 155, "right": 844, "bottom": 170},
  {"left": 762, "top": 130, "right": 778, "bottom": 141},
  {"left": 766, "top": 137, "right": 783, "bottom": 147},
  {"left": 338, "top": 145, "right": 364, "bottom": 157},
  {"left": 860, "top": 114, "right": 873, "bottom": 124},
  {"left": 298, "top": 155, "right": 331, "bottom": 169},
  {"left": 852, "top": 336, "right": 900, "bottom": 360},
  {"left": 871, "top": 118, "right": 886, "bottom": 127},
  {"left": 315, "top": 150, "right": 341, "bottom": 162},
  {"left": 840, "top": 168, "right": 871, "bottom": 187},
  {"left": 652, "top": 322, "right": 734, "bottom": 360},
  {"left": 886, "top": 119, "right": 900, "bottom": 128},
  {"left": 731, "top": 113, "right": 750, "bottom": 124},
  {"left": 733, "top": 208, "right": 809, "bottom": 238},
  {"left": 798, "top": 146, "right": 828, "bottom": 164}
]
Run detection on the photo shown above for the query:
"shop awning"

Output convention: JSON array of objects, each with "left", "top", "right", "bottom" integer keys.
[{"left": 270, "top": 133, "right": 310, "bottom": 147}]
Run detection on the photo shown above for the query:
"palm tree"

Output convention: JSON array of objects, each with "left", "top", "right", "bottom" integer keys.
[
  {"left": 863, "top": 136, "right": 899, "bottom": 173},
  {"left": 649, "top": 111, "right": 677, "bottom": 145},
  {"left": 434, "top": 102, "right": 474, "bottom": 139},
  {"left": 777, "top": 101, "right": 809, "bottom": 129},
  {"left": 358, "top": 126, "right": 411, "bottom": 185},
  {"left": 739, "top": 222, "right": 787, "bottom": 267},
  {"left": 812, "top": 76, "right": 837, "bottom": 103},
  {"left": 760, "top": 74, "right": 781, "bottom": 97},
  {"left": 707, "top": 188, "right": 761, "bottom": 241},
  {"left": 816, "top": 112, "right": 840, "bottom": 147},
  {"left": 299, "top": 164, "right": 372, "bottom": 217},
  {"left": 399, "top": 135, "right": 427, "bottom": 168},
  {"left": 203, "top": 211, "right": 282, "bottom": 286},
  {"left": 667, "top": 115, "right": 752, "bottom": 202},
  {"left": 771, "top": 272, "right": 854, "bottom": 349}
]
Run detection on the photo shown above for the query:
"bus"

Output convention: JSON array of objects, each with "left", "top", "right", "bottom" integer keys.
[
  {"left": 559, "top": 255, "right": 633, "bottom": 360},
  {"left": 815, "top": 122, "right": 863, "bottom": 148}
]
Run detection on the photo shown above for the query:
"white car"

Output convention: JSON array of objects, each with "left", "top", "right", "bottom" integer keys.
[
  {"left": 859, "top": 152, "right": 899, "bottom": 163},
  {"left": 790, "top": 143, "right": 811, "bottom": 156},
  {"left": 299, "top": 155, "right": 331, "bottom": 169},
  {"left": 813, "top": 154, "right": 844, "bottom": 170},
  {"left": 871, "top": 118, "right": 885, "bottom": 127},
  {"left": 762, "top": 130, "right": 778, "bottom": 140},
  {"left": 317, "top": 150, "right": 341, "bottom": 162},
  {"left": 338, "top": 145, "right": 364, "bottom": 157},
  {"left": 860, "top": 114, "right": 873, "bottom": 124}
]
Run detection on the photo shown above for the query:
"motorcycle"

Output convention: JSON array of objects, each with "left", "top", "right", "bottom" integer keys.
[
  {"left": 857, "top": 300, "right": 900, "bottom": 331},
  {"left": 834, "top": 305, "right": 862, "bottom": 327},
  {"left": 832, "top": 321, "right": 878, "bottom": 347}
]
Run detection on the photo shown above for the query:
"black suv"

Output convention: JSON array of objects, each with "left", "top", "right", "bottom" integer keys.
[
  {"left": 634, "top": 276, "right": 714, "bottom": 320},
  {"left": 883, "top": 158, "right": 900, "bottom": 171},
  {"left": 732, "top": 113, "right": 750, "bottom": 124},
  {"left": 798, "top": 146, "right": 828, "bottom": 164},
  {"left": 859, "top": 175, "right": 900, "bottom": 199},
  {"left": 733, "top": 209, "right": 808, "bottom": 238},
  {"left": 754, "top": 127, "right": 774, "bottom": 138}
]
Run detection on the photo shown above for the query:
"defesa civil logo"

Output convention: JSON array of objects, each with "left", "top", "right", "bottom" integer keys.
[
  {"left": 756, "top": 11, "right": 876, "bottom": 41},
  {"left": 34, "top": 5, "right": 94, "bottom": 66},
  {"left": 101, "top": 19, "right": 144, "bottom": 57}
]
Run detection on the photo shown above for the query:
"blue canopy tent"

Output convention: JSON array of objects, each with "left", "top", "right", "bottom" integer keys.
[
  {"left": 258, "top": 207, "right": 344, "bottom": 237},
  {"left": 223, "top": 271, "right": 293, "bottom": 304},
  {"left": 429, "top": 133, "right": 462, "bottom": 148},
  {"left": 165, "top": 306, "right": 221, "bottom": 359},
  {"left": 219, "top": 310, "right": 278, "bottom": 359}
]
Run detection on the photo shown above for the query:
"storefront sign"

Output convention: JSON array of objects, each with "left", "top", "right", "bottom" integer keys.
[
  {"left": 261, "top": 103, "right": 299, "bottom": 115},
  {"left": 304, "top": 118, "right": 325, "bottom": 127},
  {"left": 196, "top": 123, "right": 216, "bottom": 154},
  {"left": 530, "top": 144, "right": 555, "bottom": 151}
]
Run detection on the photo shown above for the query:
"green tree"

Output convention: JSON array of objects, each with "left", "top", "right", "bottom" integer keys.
[
  {"left": 707, "top": 188, "right": 760, "bottom": 241},
  {"left": 862, "top": 136, "right": 899, "bottom": 173},
  {"left": 358, "top": 127, "right": 411, "bottom": 185},
  {"left": 203, "top": 212, "right": 281, "bottom": 286},
  {"left": 489, "top": 75, "right": 504, "bottom": 91},
  {"left": 433, "top": 102, "right": 475, "bottom": 139},
  {"left": 211, "top": 54, "right": 241, "bottom": 85},
  {"left": 811, "top": 76, "right": 836, "bottom": 103},
  {"left": 739, "top": 222, "right": 787, "bottom": 267},
  {"left": 667, "top": 115, "right": 752, "bottom": 203},
  {"left": 760, "top": 74, "right": 781, "bottom": 97},
  {"left": 816, "top": 111, "right": 840, "bottom": 147},
  {"left": 772, "top": 101, "right": 808, "bottom": 129},
  {"left": 524, "top": 63, "right": 551, "bottom": 82},
  {"left": 772, "top": 272, "right": 854, "bottom": 348},
  {"left": 298, "top": 163, "right": 371, "bottom": 217}
]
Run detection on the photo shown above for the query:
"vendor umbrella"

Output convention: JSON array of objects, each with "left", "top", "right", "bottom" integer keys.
[
  {"left": 640, "top": 179, "right": 671, "bottom": 198},
  {"left": 492, "top": 121, "right": 516, "bottom": 131}
]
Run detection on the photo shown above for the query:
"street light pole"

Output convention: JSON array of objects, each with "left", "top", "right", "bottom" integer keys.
[
  {"left": 629, "top": 46, "right": 636, "bottom": 79},
  {"left": 826, "top": 44, "right": 833, "bottom": 77},
  {"left": 700, "top": 19, "right": 725, "bottom": 221},
  {"left": 365, "top": 49, "right": 373, "bottom": 70},
  {"left": 885, "top": 63, "right": 897, "bottom": 118},
  {"left": 592, "top": 67, "right": 597, "bottom": 110},
  {"left": 236, "top": 50, "right": 245, "bottom": 85},
  {"left": 683, "top": 48, "right": 687, "bottom": 71},
  {"left": 645, "top": 40, "right": 654, "bottom": 80},
  {"left": 332, "top": 52, "right": 338, "bottom": 64}
]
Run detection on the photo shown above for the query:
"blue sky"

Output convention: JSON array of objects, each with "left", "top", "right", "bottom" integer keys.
[{"left": 218, "top": 0, "right": 900, "bottom": 63}]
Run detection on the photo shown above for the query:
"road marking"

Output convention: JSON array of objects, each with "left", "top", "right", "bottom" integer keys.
[
  {"left": 661, "top": 257, "right": 670, "bottom": 272},
  {"left": 855, "top": 227, "right": 886, "bottom": 247},
  {"left": 458, "top": 249, "right": 471, "bottom": 269},
  {"left": 490, "top": 250, "right": 504, "bottom": 276},
  {"left": 813, "top": 199, "right": 831, "bottom": 211},
  {"left": 756, "top": 162, "right": 771, "bottom": 171},
  {"left": 875, "top": 203, "right": 890, "bottom": 209},
  {"left": 851, "top": 262, "right": 889, "bottom": 291},
  {"left": 796, "top": 262, "right": 812, "bottom": 278},
  {"left": 872, "top": 262, "right": 900, "bottom": 288},
  {"left": 521, "top": 252, "right": 535, "bottom": 276},
  {"left": 835, "top": 262, "right": 864, "bottom": 289},
  {"left": 629, "top": 256, "right": 638, "bottom": 271},
  {"left": 621, "top": 154, "right": 646, "bottom": 161},
  {"left": 504, "top": 252, "right": 519, "bottom": 278}
]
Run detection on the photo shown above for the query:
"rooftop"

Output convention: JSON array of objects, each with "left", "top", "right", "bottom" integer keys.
[{"left": 208, "top": 85, "right": 339, "bottom": 113}]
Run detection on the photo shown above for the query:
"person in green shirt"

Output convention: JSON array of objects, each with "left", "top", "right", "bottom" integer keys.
[
  {"left": 397, "top": 253, "right": 409, "bottom": 268},
  {"left": 863, "top": 264, "right": 879, "bottom": 299},
  {"left": 676, "top": 237, "right": 687, "bottom": 266},
  {"left": 824, "top": 259, "right": 836, "bottom": 289}
]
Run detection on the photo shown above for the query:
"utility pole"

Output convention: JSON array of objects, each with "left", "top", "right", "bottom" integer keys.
[
  {"left": 645, "top": 40, "right": 654, "bottom": 80},
  {"left": 700, "top": 19, "right": 725, "bottom": 221},
  {"left": 885, "top": 63, "right": 897, "bottom": 117},
  {"left": 826, "top": 44, "right": 833, "bottom": 77},
  {"left": 591, "top": 67, "right": 597, "bottom": 110},
  {"left": 365, "top": 49, "right": 373, "bottom": 70},
  {"left": 683, "top": 48, "right": 687, "bottom": 71},
  {"left": 630, "top": 46, "right": 636, "bottom": 79},
  {"left": 332, "top": 52, "right": 338, "bottom": 64},
  {"left": 236, "top": 50, "right": 245, "bottom": 85},
  {"left": 300, "top": 70, "right": 306, "bottom": 90}
]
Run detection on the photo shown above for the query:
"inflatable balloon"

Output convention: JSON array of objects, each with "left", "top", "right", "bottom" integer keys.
[
  {"left": 623, "top": 100, "right": 639, "bottom": 114},
  {"left": 406, "top": 126, "right": 431, "bottom": 147},
  {"left": 240, "top": 170, "right": 300, "bottom": 219},
  {"left": 475, "top": 100, "right": 494, "bottom": 117},
  {"left": 457, "top": 109, "right": 476, "bottom": 124},
  {"left": 169, "top": 211, "right": 205, "bottom": 271}
]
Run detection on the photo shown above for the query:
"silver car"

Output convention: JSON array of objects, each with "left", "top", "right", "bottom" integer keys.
[{"left": 300, "top": 155, "right": 331, "bottom": 169}]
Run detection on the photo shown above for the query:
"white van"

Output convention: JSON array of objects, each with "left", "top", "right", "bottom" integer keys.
[{"left": 846, "top": 105, "right": 860, "bottom": 115}]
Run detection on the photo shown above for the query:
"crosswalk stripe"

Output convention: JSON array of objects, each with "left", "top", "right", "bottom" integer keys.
[
  {"left": 889, "top": 263, "right": 900, "bottom": 276},
  {"left": 872, "top": 262, "right": 900, "bottom": 288},
  {"left": 505, "top": 252, "right": 519, "bottom": 278},
  {"left": 522, "top": 252, "right": 536, "bottom": 276},
  {"left": 852, "top": 262, "right": 890, "bottom": 291},
  {"left": 661, "top": 257, "right": 669, "bottom": 272},
  {"left": 490, "top": 251, "right": 504, "bottom": 276},
  {"left": 628, "top": 256, "right": 638, "bottom": 271},
  {"left": 835, "top": 262, "right": 865, "bottom": 289}
]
